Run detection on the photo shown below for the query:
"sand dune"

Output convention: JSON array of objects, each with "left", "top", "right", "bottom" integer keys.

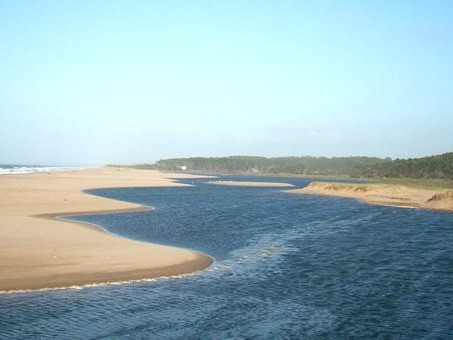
[
  {"left": 290, "top": 182, "right": 453, "bottom": 212},
  {"left": 0, "top": 167, "right": 212, "bottom": 292}
]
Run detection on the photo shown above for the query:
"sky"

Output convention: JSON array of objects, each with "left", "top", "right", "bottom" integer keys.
[{"left": 1, "top": 1, "right": 452, "bottom": 165}]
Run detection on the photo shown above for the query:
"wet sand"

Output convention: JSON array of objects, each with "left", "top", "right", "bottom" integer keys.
[
  {"left": 0, "top": 167, "right": 213, "bottom": 292},
  {"left": 208, "top": 181, "right": 293, "bottom": 187}
]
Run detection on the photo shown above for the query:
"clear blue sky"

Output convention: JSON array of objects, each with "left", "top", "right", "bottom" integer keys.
[{"left": 1, "top": 1, "right": 452, "bottom": 165}]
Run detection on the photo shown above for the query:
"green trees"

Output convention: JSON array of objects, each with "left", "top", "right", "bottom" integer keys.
[
  {"left": 134, "top": 152, "right": 452, "bottom": 179},
  {"left": 147, "top": 153, "right": 453, "bottom": 179},
  {"left": 352, "top": 153, "right": 453, "bottom": 180},
  {"left": 152, "top": 156, "right": 386, "bottom": 176}
]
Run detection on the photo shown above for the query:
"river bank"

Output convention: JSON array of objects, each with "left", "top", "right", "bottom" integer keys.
[
  {"left": 290, "top": 182, "right": 453, "bottom": 212},
  {"left": 0, "top": 167, "right": 213, "bottom": 292}
]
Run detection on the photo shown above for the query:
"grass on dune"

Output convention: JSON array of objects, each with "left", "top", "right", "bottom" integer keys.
[{"left": 379, "top": 178, "right": 453, "bottom": 190}]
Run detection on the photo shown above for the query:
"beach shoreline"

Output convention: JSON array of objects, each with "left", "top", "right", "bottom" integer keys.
[
  {"left": 207, "top": 180, "right": 293, "bottom": 187},
  {"left": 0, "top": 167, "right": 213, "bottom": 293}
]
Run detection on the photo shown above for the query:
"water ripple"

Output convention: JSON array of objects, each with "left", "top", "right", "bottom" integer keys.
[{"left": 1, "top": 176, "right": 452, "bottom": 338}]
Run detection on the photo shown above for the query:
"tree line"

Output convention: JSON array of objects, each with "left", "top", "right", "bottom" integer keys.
[
  {"left": 352, "top": 152, "right": 453, "bottom": 180},
  {"left": 147, "top": 156, "right": 388, "bottom": 176},
  {"left": 135, "top": 152, "right": 453, "bottom": 180}
]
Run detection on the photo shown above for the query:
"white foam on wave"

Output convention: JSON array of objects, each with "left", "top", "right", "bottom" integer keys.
[
  {"left": 0, "top": 272, "right": 198, "bottom": 295},
  {"left": 0, "top": 165, "right": 80, "bottom": 175},
  {"left": 2, "top": 210, "right": 206, "bottom": 296}
]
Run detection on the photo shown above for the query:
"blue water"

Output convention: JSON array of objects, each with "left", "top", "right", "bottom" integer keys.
[{"left": 1, "top": 176, "right": 452, "bottom": 339}]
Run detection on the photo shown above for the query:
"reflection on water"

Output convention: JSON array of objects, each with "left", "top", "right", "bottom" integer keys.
[{"left": 1, "top": 177, "right": 452, "bottom": 338}]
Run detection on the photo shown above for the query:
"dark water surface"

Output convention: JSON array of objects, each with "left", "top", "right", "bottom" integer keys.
[{"left": 1, "top": 177, "right": 452, "bottom": 339}]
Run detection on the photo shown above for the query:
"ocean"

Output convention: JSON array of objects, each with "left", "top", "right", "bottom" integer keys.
[
  {"left": 0, "top": 164, "right": 79, "bottom": 175},
  {"left": 1, "top": 176, "right": 452, "bottom": 339}
]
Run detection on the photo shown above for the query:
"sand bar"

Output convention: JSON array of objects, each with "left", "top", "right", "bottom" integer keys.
[
  {"left": 0, "top": 167, "right": 213, "bottom": 292},
  {"left": 208, "top": 181, "right": 294, "bottom": 187},
  {"left": 290, "top": 182, "right": 453, "bottom": 212}
]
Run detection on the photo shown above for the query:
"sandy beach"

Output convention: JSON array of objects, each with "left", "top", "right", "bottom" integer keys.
[
  {"left": 208, "top": 181, "right": 294, "bottom": 187},
  {"left": 0, "top": 167, "right": 213, "bottom": 292},
  {"left": 290, "top": 182, "right": 453, "bottom": 212}
]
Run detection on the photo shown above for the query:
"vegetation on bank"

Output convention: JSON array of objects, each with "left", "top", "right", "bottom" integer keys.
[
  {"left": 123, "top": 152, "right": 453, "bottom": 189},
  {"left": 147, "top": 156, "right": 388, "bottom": 177},
  {"left": 352, "top": 152, "right": 453, "bottom": 180},
  {"left": 379, "top": 178, "right": 453, "bottom": 190}
]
